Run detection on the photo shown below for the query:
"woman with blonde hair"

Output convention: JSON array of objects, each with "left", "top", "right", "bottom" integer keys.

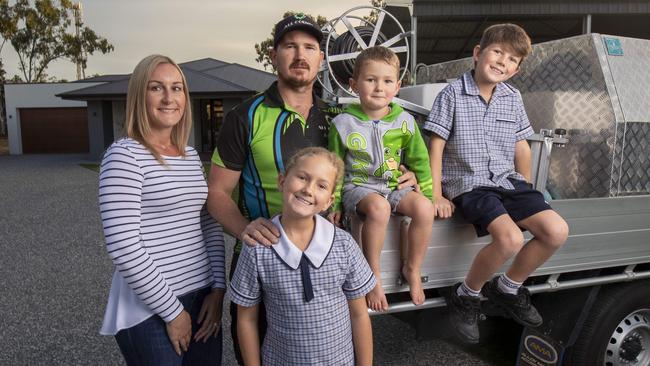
[{"left": 98, "top": 54, "right": 225, "bottom": 365}]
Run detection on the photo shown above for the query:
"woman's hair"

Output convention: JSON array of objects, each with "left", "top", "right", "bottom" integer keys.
[
  {"left": 284, "top": 147, "right": 345, "bottom": 191},
  {"left": 125, "top": 54, "right": 192, "bottom": 163}
]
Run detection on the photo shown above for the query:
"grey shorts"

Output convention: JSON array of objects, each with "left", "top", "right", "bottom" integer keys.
[{"left": 343, "top": 186, "right": 413, "bottom": 219}]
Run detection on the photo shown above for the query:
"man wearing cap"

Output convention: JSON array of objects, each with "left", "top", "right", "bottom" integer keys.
[
  {"left": 207, "top": 13, "right": 331, "bottom": 363},
  {"left": 207, "top": 13, "right": 416, "bottom": 363}
]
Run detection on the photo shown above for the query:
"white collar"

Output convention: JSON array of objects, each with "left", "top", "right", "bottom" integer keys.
[{"left": 271, "top": 215, "right": 335, "bottom": 269}]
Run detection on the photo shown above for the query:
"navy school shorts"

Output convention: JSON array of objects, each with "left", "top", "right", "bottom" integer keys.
[{"left": 452, "top": 178, "right": 552, "bottom": 237}]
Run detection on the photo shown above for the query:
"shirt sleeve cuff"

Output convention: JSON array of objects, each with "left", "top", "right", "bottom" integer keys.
[
  {"left": 515, "top": 125, "right": 534, "bottom": 141},
  {"left": 229, "top": 284, "right": 261, "bottom": 307},
  {"left": 422, "top": 121, "right": 451, "bottom": 140},
  {"left": 161, "top": 299, "right": 184, "bottom": 323}
]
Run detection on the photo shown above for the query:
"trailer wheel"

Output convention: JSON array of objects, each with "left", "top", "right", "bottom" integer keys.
[{"left": 569, "top": 281, "right": 650, "bottom": 366}]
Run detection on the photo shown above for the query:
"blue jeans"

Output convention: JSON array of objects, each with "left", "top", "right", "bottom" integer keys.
[{"left": 115, "top": 287, "right": 223, "bottom": 366}]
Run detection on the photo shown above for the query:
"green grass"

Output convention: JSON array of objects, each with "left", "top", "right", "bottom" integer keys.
[{"left": 79, "top": 163, "right": 100, "bottom": 172}]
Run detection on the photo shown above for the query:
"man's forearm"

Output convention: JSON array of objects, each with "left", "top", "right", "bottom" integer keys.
[{"left": 207, "top": 191, "right": 249, "bottom": 240}]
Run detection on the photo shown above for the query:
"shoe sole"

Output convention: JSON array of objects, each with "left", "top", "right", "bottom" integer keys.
[
  {"left": 450, "top": 322, "right": 480, "bottom": 344},
  {"left": 447, "top": 310, "right": 479, "bottom": 344}
]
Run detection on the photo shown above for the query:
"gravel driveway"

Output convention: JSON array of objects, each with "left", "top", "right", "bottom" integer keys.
[{"left": 0, "top": 154, "right": 505, "bottom": 365}]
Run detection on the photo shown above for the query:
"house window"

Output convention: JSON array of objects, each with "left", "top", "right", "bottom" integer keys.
[{"left": 200, "top": 99, "right": 223, "bottom": 153}]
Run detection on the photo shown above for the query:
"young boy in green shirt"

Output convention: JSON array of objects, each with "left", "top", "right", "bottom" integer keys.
[{"left": 328, "top": 46, "right": 434, "bottom": 311}]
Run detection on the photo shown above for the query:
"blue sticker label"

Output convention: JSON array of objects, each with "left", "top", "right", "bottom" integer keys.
[{"left": 604, "top": 37, "right": 623, "bottom": 56}]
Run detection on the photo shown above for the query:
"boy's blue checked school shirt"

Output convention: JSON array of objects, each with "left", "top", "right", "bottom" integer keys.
[{"left": 424, "top": 71, "right": 534, "bottom": 200}]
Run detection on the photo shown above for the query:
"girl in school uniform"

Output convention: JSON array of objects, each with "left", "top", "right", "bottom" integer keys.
[{"left": 229, "top": 147, "right": 375, "bottom": 366}]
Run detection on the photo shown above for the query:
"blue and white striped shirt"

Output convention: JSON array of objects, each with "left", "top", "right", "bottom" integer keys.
[
  {"left": 423, "top": 71, "right": 534, "bottom": 200},
  {"left": 99, "top": 138, "right": 225, "bottom": 335}
]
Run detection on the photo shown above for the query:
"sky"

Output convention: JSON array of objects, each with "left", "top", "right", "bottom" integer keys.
[{"left": 2, "top": 0, "right": 372, "bottom": 81}]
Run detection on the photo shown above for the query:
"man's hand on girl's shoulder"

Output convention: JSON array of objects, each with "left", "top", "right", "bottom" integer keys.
[{"left": 241, "top": 218, "right": 280, "bottom": 247}]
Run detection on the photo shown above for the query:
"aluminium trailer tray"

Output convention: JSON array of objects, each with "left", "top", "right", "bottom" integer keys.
[{"left": 374, "top": 195, "right": 650, "bottom": 314}]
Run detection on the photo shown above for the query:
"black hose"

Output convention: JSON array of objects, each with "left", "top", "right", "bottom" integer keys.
[{"left": 330, "top": 26, "right": 388, "bottom": 86}]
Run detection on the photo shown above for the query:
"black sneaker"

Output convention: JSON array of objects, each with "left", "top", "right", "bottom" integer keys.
[
  {"left": 445, "top": 283, "right": 481, "bottom": 344},
  {"left": 482, "top": 277, "right": 543, "bottom": 327}
]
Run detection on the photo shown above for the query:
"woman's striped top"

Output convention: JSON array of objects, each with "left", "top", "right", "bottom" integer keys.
[{"left": 99, "top": 138, "right": 225, "bottom": 331}]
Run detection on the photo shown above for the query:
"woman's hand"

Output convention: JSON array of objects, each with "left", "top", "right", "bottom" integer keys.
[
  {"left": 166, "top": 310, "right": 192, "bottom": 355},
  {"left": 194, "top": 289, "right": 225, "bottom": 343}
]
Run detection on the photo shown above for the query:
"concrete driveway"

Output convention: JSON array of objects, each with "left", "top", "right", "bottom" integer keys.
[{"left": 0, "top": 154, "right": 504, "bottom": 365}]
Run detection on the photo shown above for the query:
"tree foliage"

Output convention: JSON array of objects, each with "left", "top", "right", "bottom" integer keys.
[
  {"left": 365, "top": 0, "right": 386, "bottom": 24},
  {"left": 0, "top": 0, "right": 114, "bottom": 82},
  {"left": 254, "top": 11, "right": 327, "bottom": 71},
  {"left": 0, "top": 0, "right": 18, "bottom": 81}
]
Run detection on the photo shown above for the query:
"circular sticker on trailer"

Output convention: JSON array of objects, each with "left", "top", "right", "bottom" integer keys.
[{"left": 524, "top": 335, "right": 559, "bottom": 364}]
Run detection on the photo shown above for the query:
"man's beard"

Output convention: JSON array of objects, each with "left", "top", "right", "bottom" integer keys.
[
  {"left": 279, "top": 61, "right": 317, "bottom": 88},
  {"left": 282, "top": 74, "right": 317, "bottom": 88}
]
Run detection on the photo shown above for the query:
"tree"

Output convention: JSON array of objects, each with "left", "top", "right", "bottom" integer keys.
[
  {"left": 365, "top": 0, "right": 386, "bottom": 24},
  {"left": 2, "top": 0, "right": 113, "bottom": 82},
  {"left": 254, "top": 11, "right": 327, "bottom": 71},
  {"left": 0, "top": 0, "right": 18, "bottom": 81},
  {"left": 0, "top": 0, "right": 17, "bottom": 136}
]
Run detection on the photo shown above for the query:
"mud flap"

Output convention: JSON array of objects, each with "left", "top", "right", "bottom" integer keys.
[{"left": 517, "top": 327, "right": 565, "bottom": 366}]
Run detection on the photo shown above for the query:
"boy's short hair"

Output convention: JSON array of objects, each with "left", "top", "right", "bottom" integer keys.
[
  {"left": 284, "top": 147, "right": 345, "bottom": 190},
  {"left": 352, "top": 46, "right": 400, "bottom": 80},
  {"left": 479, "top": 23, "right": 532, "bottom": 61}
]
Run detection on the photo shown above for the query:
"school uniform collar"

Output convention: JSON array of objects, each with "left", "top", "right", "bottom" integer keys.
[
  {"left": 462, "top": 70, "right": 515, "bottom": 99},
  {"left": 271, "top": 215, "right": 335, "bottom": 269}
]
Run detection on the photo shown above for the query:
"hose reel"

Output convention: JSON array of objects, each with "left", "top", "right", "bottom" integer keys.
[{"left": 318, "top": 6, "right": 412, "bottom": 99}]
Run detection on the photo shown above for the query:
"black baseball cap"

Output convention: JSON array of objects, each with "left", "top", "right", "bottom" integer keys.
[{"left": 273, "top": 13, "right": 323, "bottom": 48}]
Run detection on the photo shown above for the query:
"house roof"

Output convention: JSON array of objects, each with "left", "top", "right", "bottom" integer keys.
[
  {"left": 202, "top": 63, "right": 277, "bottom": 92},
  {"left": 179, "top": 58, "right": 229, "bottom": 71},
  {"left": 58, "top": 57, "right": 276, "bottom": 100},
  {"left": 75, "top": 74, "right": 130, "bottom": 83},
  {"left": 386, "top": 0, "right": 650, "bottom": 65}
]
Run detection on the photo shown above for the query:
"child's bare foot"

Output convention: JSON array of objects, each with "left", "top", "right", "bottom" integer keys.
[
  {"left": 402, "top": 266, "right": 425, "bottom": 306},
  {"left": 366, "top": 284, "right": 388, "bottom": 311}
]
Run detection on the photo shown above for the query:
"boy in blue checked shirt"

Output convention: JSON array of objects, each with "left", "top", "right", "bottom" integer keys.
[
  {"left": 230, "top": 147, "right": 374, "bottom": 366},
  {"left": 425, "top": 24, "right": 569, "bottom": 344}
]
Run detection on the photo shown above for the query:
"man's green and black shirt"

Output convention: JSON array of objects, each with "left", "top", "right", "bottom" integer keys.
[{"left": 212, "top": 82, "right": 339, "bottom": 250}]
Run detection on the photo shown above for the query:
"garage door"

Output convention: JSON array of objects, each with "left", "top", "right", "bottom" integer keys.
[{"left": 20, "top": 107, "right": 88, "bottom": 153}]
